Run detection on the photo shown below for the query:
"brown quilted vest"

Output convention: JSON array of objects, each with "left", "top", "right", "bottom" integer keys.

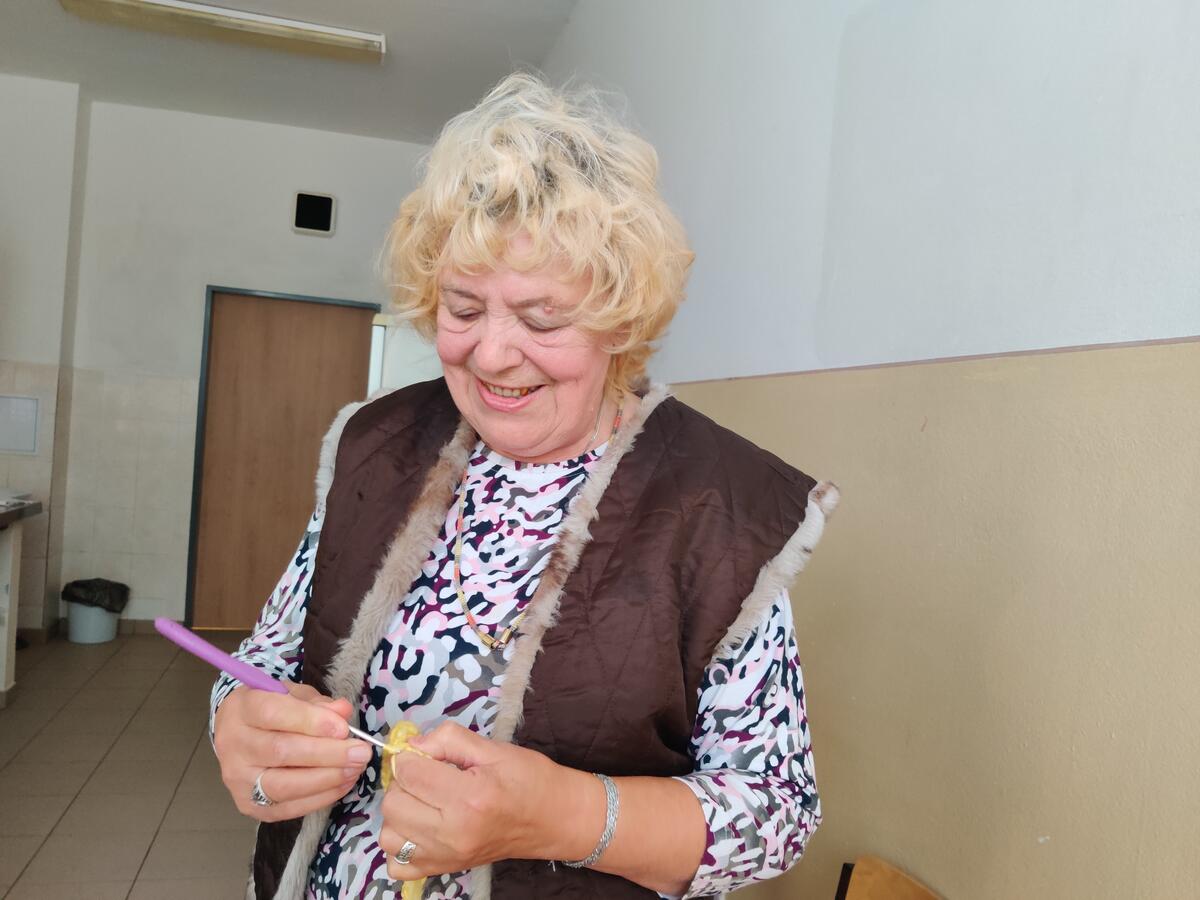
[{"left": 252, "top": 378, "right": 821, "bottom": 899}]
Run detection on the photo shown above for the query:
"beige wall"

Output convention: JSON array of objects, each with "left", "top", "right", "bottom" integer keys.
[{"left": 673, "top": 338, "right": 1200, "bottom": 900}]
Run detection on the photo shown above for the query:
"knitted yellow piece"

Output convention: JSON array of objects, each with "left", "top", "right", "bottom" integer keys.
[
  {"left": 380, "top": 720, "right": 430, "bottom": 790},
  {"left": 380, "top": 720, "right": 430, "bottom": 900}
]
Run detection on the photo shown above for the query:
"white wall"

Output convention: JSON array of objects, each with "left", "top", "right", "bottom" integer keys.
[
  {"left": 0, "top": 72, "right": 79, "bottom": 629},
  {"left": 74, "top": 102, "right": 428, "bottom": 377},
  {"left": 61, "top": 102, "right": 433, "bottom": 621},
  {"left": 0, "top": 73, "right": 78, "bottom": 365},
  {"left": 545, "top": 0, "right": 1200, "bottom": 382}
]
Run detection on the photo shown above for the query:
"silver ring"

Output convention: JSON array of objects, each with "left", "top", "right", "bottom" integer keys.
[
  {"left": 250, "top": 771, "right": 275, "bottom": 807},
  {"left": 392, "top": 839, "right": 418, "bottom": 866}
]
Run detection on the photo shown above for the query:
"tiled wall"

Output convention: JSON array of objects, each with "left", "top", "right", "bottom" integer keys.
[
  {"left": 2, "top": 362, "right": 203, "bottom": 629},
  {"left": 58, "top": 369, "right": 198, "bottom": 622},
  {"left": 0, "top": 360, "right": 58, "bottom": 630}
]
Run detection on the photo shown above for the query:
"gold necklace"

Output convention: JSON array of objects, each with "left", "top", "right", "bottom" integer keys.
[{"left": 452, "top": 395, "right": 624, "bottom": 652}]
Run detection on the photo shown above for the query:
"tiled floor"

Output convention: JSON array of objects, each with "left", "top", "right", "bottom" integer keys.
[{"left": 0, "top": 632, "right": 254, "bottom": 899}]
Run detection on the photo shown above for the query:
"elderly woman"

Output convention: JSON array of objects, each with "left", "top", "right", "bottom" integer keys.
[{"left": 210, "top": 73, "right": 837, "bottom": 900}]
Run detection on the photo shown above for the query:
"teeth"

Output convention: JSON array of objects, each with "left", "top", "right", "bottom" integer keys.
[{"left": 486, "top": 383, "right": 534, "bottom": 399}]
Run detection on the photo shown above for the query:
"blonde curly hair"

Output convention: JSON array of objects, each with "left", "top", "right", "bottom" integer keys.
[{"left": 383, "top": 72, "right": 693, "bottom": 393}]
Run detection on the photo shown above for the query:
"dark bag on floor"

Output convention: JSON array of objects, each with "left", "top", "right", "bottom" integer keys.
[{"left": 61, "top": 578, "right": 130, "bottom": 614}]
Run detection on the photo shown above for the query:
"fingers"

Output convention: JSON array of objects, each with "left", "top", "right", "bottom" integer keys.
[
  {"left": 389, "top": 750, "right": 464, "bottom": 808},
  {"left": 226, "top": 750, "right": 368, "bottom": 819},
  {"left": 227, "top": 753, "right": 364, "bottom": 822},
  {"left": 380, "top": 813, "right": 442, "bottom": 882},
  {"left": 284, "top": 682, "right": 354, "bottom": 723},
  {"left": 242, "top": 686, "right": 352, "bottom": 739},
  {"left": 380, "top": 824, "right": 406, "bottom": 856},
  {"left": 242, "top": 728, "right": 373, "bottom": 770},
  {"left": 382, "top": 782, "right": 443, "bottom": 836},
  {"left": 381, "top": 824, "right": 425, "bottom": 881},
  {"left": 409, "top": 721, "right": 494, "bottom": 769},
  {"left": 213, "top": 684, "right": 371, "bottom": 824},
  {"left": 384, "top": 850, "right": 420, "bottom": 881},
  {"left": 258, "top": 765, "right": 366, "bottom": 806},
  {"left": 380, "top": 780, "right": 454, "bottom": 880},
  {"left": 325, "top": 697, "right": 355, "bottom": 721},
  {"left": 281, "top": 682, "right": 325, "bottom": 702},
  {"left": 250, "top": 776, "right": 362, "bottom": 824}
]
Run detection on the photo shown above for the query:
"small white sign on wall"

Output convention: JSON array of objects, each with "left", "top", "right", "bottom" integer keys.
[{"left": 0, "top": 396, "right": 38, "bottom": 454}]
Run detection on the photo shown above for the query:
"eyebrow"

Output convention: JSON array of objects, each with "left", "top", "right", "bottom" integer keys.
[{"left": 439, "top": 284, "right": 555, "bottom": 310}]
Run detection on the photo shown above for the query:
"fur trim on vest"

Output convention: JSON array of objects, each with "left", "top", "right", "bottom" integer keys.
[{"left": 251, "top": 381, "right": 838, "bottom": 899}]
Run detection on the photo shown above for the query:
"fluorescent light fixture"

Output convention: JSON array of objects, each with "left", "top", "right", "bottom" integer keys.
[{"left": 60, "top": 0, "right": 386, "bottom": 63}]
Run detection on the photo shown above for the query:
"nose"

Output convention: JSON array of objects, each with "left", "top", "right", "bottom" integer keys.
[{"left": 472, "top": 316, "right": 523, "bottom": 374}]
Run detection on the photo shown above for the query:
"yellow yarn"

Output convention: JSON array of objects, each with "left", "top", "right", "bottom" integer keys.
[
  {"left": 380, "top": 720, "right": 430, "bottom": 900},
  {"left": 380, "top": 720, "right": 430, "bottom": 790}
]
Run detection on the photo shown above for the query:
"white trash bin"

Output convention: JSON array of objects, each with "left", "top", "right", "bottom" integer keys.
[{"left": 67, "top": 602, "right": 119, "bottom": 644}]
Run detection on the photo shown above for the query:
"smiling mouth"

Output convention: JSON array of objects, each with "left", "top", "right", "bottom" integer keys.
[{"left": 481, "top": 380, "right": 543, "bottom": 399}]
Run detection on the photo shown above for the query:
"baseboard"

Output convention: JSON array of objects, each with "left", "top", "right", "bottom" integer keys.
[
  {"left": 118, "top": 618, "right": 162, "bottom": 635},
  {"left": 45, "top": 616, "right": 162, "bottom": 637},
  {"left": 15, "top": 626, "right": 51, "bottom": 645},
  {"left": 41, "top": 616, "right": 243, "bottom": 640}
]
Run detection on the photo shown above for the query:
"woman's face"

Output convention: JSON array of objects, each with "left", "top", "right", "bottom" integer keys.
[{"left": 436, "top": 252, "right": 612, "bottom": 464}]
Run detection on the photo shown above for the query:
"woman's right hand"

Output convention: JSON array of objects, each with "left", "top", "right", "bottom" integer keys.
[{"left": 213, "top": 681, "right": 373, "bottom": 822}]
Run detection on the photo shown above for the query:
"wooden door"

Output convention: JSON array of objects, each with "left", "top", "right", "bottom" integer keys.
[{"left": 191, "top": 291, "right": 375, "bottom": 629}]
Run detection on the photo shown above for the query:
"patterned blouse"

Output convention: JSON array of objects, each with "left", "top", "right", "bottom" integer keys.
[{"left": 210, "top": 441, "right": 821, "bottom": 898}]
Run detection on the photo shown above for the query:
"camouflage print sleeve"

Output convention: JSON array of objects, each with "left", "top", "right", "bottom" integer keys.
[{"left": 670, "top": 591, "right": 821, "bottom": 899}]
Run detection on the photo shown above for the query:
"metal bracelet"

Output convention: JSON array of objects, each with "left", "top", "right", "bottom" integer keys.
[{"left": 562, "top": 772, "right": 620, "bottom": 869}]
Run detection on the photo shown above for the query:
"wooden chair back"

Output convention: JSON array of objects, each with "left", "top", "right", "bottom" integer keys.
[{"left": 835, "top": 855, "right": 941, "bottom": 900}]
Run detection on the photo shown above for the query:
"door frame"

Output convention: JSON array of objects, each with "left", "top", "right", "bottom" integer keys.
[{"left": 185, "top": 285, "right": 381, "bottom": 627}]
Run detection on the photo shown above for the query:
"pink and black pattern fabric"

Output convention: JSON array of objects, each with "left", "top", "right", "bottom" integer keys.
[{"left": 211, "top": 440, "right": 821, "bottom": 899}]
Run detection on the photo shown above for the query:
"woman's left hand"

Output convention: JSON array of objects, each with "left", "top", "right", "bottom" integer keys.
[{"left": 380, "top": 721, "right": 579, "bottom": 880}]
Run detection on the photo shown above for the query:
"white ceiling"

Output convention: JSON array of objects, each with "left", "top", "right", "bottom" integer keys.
[{"left": 0, "top": 0, "right": 579, "bottom": 144}]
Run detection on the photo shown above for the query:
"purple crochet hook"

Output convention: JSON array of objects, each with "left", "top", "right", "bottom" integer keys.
[{"left": 153, "top": 617, "right": 386, "bottom": 750}]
